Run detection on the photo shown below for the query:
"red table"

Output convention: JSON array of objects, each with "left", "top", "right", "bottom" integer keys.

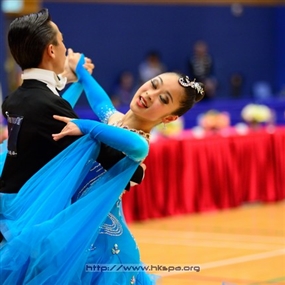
[{"left": 122, "top": 127, "right": 285, "bottom": 223}]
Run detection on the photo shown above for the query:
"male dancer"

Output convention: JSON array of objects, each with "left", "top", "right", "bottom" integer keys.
[{"left": 0, "top": 8, "right": 93, "bottom": 194}]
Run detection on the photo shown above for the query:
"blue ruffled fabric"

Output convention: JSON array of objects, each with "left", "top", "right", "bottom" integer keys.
[
  {"left": 0, "top": 135, "right": 98, "bottom": 241},
  {"left": 0, "top": 135, "right": 158, "bottom": 284}
]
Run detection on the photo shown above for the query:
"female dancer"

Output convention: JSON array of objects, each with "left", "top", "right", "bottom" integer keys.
[{"left": 0, "top": 51, "right": 204, "bottom": 284}]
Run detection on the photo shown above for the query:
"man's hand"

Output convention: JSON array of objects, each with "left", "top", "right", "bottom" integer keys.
[
  {"left": 52, "top": 115, "right": 83, "bottom": 141},
  {"left": 60, "top": 48, "right": 95, "bottom": 83}
]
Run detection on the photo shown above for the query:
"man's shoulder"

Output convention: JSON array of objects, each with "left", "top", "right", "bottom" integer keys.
[
  {"left": 3, "top": 81, "right": 66, "bottom": 110},
  {"left": 7, "top": 80, "right": 52, "bottom": 97}
]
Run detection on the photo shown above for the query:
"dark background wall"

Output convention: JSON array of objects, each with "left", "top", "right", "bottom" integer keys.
[
  {"left": 41, "top": 2, "right": 281, "bottom": 104},
  {"left": 1, "top": 2, "right": 285, "bottom": 127},
  {"left": 275, "top": 5, "right": 285, "bottom": 94}
]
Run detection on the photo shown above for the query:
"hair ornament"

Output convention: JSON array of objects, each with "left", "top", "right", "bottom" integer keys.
[{"left": 178, "top": 76, "right": 204, "bottom": 95}]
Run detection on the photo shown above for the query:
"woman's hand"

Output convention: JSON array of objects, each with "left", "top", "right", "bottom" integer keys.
[
  {"left": 52, "top": 115, "right": 83, "bottom": 141},
  {"left": 61, "top": 48, "right": 95, "bottom": 83},
  {"left": 67, "top": 48, "right": 94, "bottom": 74}
]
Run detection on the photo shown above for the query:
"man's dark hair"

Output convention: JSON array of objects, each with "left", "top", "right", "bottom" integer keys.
[{"left": 8, "top": 8, "right": 58, "bottom": 70}]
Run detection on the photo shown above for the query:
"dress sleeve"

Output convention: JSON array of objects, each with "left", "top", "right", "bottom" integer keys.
[
  {"left": 61, "top": 82, "right": 83, "bottom": 108},
  {"left": 72, "top": 119, "right": 149, "bottom": 162},
  {"left": 74, "top": 55, "right": 117, "bottom": 124}
]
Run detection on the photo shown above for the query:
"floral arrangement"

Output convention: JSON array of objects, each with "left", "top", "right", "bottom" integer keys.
[
  {"left": 190, "top": 110, "right": 231, "bottom": 138},
  {"left": 241, "top": 104, "right": 272, "bottom": 123},
  {"left": 198, "top": 110, "right": 230, "bottom": 132}
]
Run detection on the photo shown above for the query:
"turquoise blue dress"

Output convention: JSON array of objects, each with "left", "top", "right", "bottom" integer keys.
[{"left": 0, "top": 56, "right": 159, "bottom": 284}]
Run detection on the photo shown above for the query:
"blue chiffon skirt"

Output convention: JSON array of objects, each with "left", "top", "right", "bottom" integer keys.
[{"left": 0, "top": 135, "right": 159, "bottom": 284}]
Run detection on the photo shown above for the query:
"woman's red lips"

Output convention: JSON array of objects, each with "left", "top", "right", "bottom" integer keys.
[{"left": 138, "top": 96, "right": 147, "bottom": 108}]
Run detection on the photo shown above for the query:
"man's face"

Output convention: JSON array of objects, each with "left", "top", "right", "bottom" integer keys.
[{"left": 50, "top": 21, "right": 66, "bottom": 74}]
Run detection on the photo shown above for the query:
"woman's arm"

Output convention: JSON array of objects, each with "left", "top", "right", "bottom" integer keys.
[
  {"left": 69, "top": 52, "right": 118, "bottom": 124},
  {"left": 61, "top": 82, "right": 83, "bottom": 108},
  {"left": 52, "top": 116, "right": 149, "bottom": 162}
]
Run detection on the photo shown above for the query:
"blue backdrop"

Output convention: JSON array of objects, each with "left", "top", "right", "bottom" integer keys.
[
  {"left": 1, "top": 3, "right": 285, "bottom": 127},
  {"left": 42, "top": 2, "right": 281, "bottom": 101},
  {"left": 275, "top": 5, "right": 285, "bottom": 94}
]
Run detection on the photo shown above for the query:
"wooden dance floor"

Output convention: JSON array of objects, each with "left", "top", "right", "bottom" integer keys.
[{"left": 129, "top": 201, "right": 285, "bottom": 285}]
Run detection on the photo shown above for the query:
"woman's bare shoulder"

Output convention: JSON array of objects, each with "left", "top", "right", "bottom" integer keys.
[{"left": 108, "top": 111, "right": 124, "bottom": 125}]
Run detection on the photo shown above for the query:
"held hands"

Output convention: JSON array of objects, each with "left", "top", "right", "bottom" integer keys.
[
  {"left": 52, "top": 115, "right": 83, "bottom": 141},
  {"left": 61, "top": 48, "right": 94, "bottom": 83}
]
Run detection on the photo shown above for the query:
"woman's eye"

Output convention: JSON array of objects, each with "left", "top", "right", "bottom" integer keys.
[
  {"left": 151, "top": 80, "right": 157, "bottom": 89},
  {"left": 160, "top": 95, "right": 168, "bottom": 104}
]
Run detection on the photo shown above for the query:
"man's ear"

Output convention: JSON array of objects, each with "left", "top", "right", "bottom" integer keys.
[
  {"left": 47, "top": 44, "right": 55, "bottom": 58},
  {"left": 162, "top": 115, "right": 179, "bottom": 124}
]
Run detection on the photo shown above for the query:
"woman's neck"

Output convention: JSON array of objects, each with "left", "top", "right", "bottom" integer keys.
[{"left": 120, "top": 111, "right": 156, "bottom": 133}]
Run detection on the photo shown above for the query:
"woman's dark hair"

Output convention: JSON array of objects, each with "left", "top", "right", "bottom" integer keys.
[
  {"left": 8, "top": 8, "right": 58, "bottom": 70},
  {"left": 172, "top": 72, "right": 204, "bottom": 117}
]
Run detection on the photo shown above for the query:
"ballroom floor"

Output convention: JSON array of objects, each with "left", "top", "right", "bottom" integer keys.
[{"left": 129, "top": 201, "right": 285, "bottom": 285}]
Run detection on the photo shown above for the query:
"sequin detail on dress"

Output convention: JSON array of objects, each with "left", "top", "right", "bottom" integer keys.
[
  {"left": 111, "top": 244, "right": 120, "bottom": 254},
  {"left": 98, "top": 106, "right": 118, "bottom": 124},
  {"left": 75, "top": 162, "right": 106, "bottom": 200},
  {"left": 86, "top": 244, "right": 96, "bottom": 252},
  {"left": 99, "top": 213, "right": 123, "bottom": 236}
]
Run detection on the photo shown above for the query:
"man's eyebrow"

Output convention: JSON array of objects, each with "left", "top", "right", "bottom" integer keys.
[{"left": 158, "top": 76, "right": 173, "bottom": 102}]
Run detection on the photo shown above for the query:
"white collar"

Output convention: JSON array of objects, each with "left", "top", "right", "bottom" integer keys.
[{"left": 22, "top": 68, "right": 67, "bottom": 96}]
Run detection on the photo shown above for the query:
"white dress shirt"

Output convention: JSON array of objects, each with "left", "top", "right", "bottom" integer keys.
[{"left": 22, "top": 69, "right": 67, "bottom": 96}]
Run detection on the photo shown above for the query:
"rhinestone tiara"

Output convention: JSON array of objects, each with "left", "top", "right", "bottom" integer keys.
[{"left": 178, "top": 76, "right": 204, "bottom": 95}]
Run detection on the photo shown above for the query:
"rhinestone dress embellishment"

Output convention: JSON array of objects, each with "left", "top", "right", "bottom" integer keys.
[
  {"left": 130, "top": 276, "right": 136, "bottom": 284},
  {"left": 112, "top": 244, "right": 120, "bottom": 254},
  {"left": 113, "top": 120, "right": 150, "bottom": 143},
  {"left": 86, "top": 244, "right": 96, "bottom": 252},
  {"left": 99, "top": 213, "right": 123, "bottom": 236}
]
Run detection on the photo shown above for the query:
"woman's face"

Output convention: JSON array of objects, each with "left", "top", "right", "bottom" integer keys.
[{"left": 130, "top": 73, "right": 183, "bottom": 124}]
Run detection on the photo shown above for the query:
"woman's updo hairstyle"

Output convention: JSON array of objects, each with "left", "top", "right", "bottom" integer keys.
[{"left": 173, "top": 73, "right": 204, "bottom": 117}]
